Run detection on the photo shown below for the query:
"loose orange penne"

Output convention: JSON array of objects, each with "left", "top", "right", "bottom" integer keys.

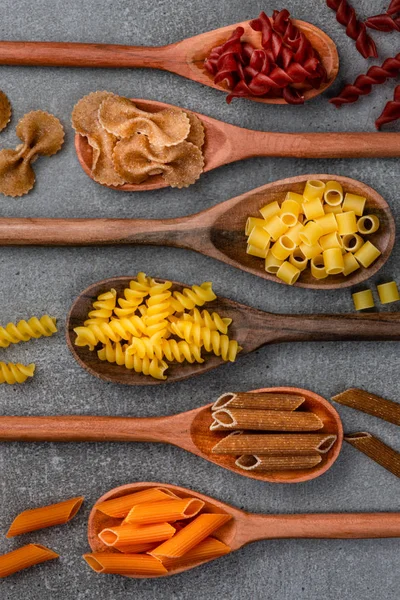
[
  {"left": 6, "top": 497, "right": 84, "bottom": 538},
  {"left": 150, "top": 513, "right": 232, "bottom": 558},
  {"left": 160, "top": 537, "right": 231, "bottom": 570},
  {"left": 100, "top": 522, "right": 176, "bottom": 547},
  {"left": 124, "top": 498, "right": 204, "bottom": 525},
  {"left": 95, "top": 488, "right": 178, "bottom": 518},
  {"left": 0, "top": 544, "right": 59, "bottom": 578},
  {"left": 83, "top": 553, "right": 167, "bottom": 576}
]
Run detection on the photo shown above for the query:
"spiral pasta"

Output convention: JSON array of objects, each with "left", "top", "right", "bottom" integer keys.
[
  {"left": 171, "top": 321, "right": 240, "bottom": 362},
  {"left": 182, "top": 308, "right": 232, "bottom": 334},
  {"left": 0, "top": 362, "right": 35, "bottom": 385},
  {"left": 84, "top": 289, "right": 117, "bottom": 326},
  {"left": 98, "top": 342, "right": 168, "bottom": 380},
  {"left": 171, "top": 283, "right": 216, "bottom": 312},
  {"left": 0, "top": 315, "right": 57, "bottom": 348},
  {"left": 114, "top": 274, "right": 152, "bottom": 318}
]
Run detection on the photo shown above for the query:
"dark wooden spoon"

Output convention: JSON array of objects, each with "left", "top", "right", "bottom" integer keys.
[
  {"left": 87, "top": 482, "right": 400, "bottom": 578},
  {"left": 0, "top": 387, "right": 342, "bottom": 484},
  {"left": 0, "top": 18, "right": 338, "bottom": 104},
  {"left": 0, "top": 175, "right": 394, "bottom": 289},
  {"left": 66, "top": 276, "right": 400, "bottom": 386},
  {"left": 74, "top": 99, "right": 400, "bottom": 192}
]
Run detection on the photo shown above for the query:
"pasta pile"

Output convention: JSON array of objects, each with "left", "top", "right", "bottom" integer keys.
[
  {"left": 245, "top": 179, "right": 382, "bottom": 285},
  {"left": 210, "top": 392, "right": 337, "bottom": 472},
  {"left": 74, "top": 273, "right": 241, "bottom": 380},
  {"left": 72, "top": 92, "right": 205, "bottom": 188},
  {"left": 84, "top": 487, "right": 231, "bottom": 577}
]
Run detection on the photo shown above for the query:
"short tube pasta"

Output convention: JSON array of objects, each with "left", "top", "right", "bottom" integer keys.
[
  {"left": 212, "top": 392, "right": 305, "bottom": 412},
  {"left": 284, "top": 191, "right": 304, "bottom": 205},
  {"left": 343, "top": 252, "right": 360, "bottom": 276},
  {"left": 303, "top": 180, "right": 325, "bottom": 202},
  {"left": 357, "top": 215, "right": 380, "bottom": 234},
  {"left": 83, "top": 553, "right": 168, "bottom": 576},
  {"left": 235, "top": 454, "right": 322, "bottom": 471},
  {"left": 270, "top": 236, "right": 296, "bottom": 261},
  {"left": 289, "top": 249, "right": 308, "bottom": 271},
  {"left": 336, "top": 211, "right": 358, "bottom": 235},
  {"left": 299, "top": 242, "right": 322, "bottom": 260},
  {"left": 276, "top": 261, "right": 300, "bottom": 285},
  {"left": 263, "top": 215, "right": 288, "bottom": 241},
  {"left": 323, "top": 180, "right": 343, "bottom": 206},
  {"left": 264, "top": 252, "right": 283, "bottom": 274},
  {"left": 302, "top": 198, "right": 324, "bottom": 221},
  {"left": 314, "top": 213, "right": 338, "bottom": 235},
  {"left": 124, "top": 498, "right": 204, "bottom": 525},
  {"left": 247, "top": 244, "right": 269, "bottom": 259},
  {"left": 245, "top": 216, "right": 268, "bottom": 236},
  {"left": 6, "top": 496, "right": 84, "bottom": 537},
  {"left": 247, "top": 226, "right": 270, "bottom": 250},
  {"left": 377, "top": 281, "right": 399, "bottom": 305},
  {"left": 323, "top": 248, "right": 344, "bottom": 275},
  {"left": 259, "top": 201, "right": 280, "bottom": 221},
  {"left": 342, "top": 234, "right": 363, "bottom": 253},
  {"left": 0, "top": 544, "right": 59, "bottom": 578},
  {"left": 342, "top": 193, "right": 366, "bottom": 216},
  {"left": 95, "top": 488, "right": 179, "bottom": 518},
  {"left": 212, "top": 408, "right": 323, "bottom": 431},
  {"left": 285, "top": 222, "right": 305, "bottom": 245},
  {"left": 299, "top": 221, "right": 323, "bottom": 246},
  {"left": 354, "top": 241, "right": 381, "bottom": 268},
  {"left": 352, "top": 289, "right": 375, "bottom": 310},
  {"left": 311, "top": 255, "right": 328, "bottom": 280},
  {"left": 319, "top": 232, "right": 343, "bottom": 251},
  {"left": 212, "top": 432, "right": 337, "bottom": 455},
  {"left": 280, "top": 199, "right": 300, "bottom": 226}
]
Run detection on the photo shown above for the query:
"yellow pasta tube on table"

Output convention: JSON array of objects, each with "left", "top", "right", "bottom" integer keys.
[
  {"left": 324, "top": 204, "right": 342, "bottom": 215},
  {"left": 280, "top": 199, "right": 300, "bottom": 227},
  {"left": 299, "top": 221, "right": 323, "bottom": 246},
  {"left": 95, "top": 488, "right": 179, "bottom": 518},
  {"left": 303, "top": 179, "right": 325, "bottom": 202},
  {"left": 284, "top": 191, "right": 304, "bottom": 206},
  {"left": 270, "top": 235, "right": 296, "bottom": 261},
  {"left": 150, "top": 513, "right": 232, "bottom": 558},
  {"left": 302, "top": 198, "right": 324, "bottom": 220},
  {"left": 0, "top": 544, "right": 59, "bottom": 578},
  {"left": 285, "top": 221, "right": 305, "bottom": 245},
  {"left": 310, "top": 255, "right": 328, "bottom": 279},
  {"left": 299, "top": 242, "right": 322, "bottom": 260},
  {"left": 354, "top": 241, "right": 381, "bottom": 268},
  {"left": 246, "top": 244, "right": 269, "bottom": 259},
  {"left": 352, "top": 290, "right": 374, "bottom": 310},
  {"left": 323, "top": 180, "right": 343, "bottom": 206},
  {"left": 83, "top": 553, "right": 167, "bottom": 576},
  {"left": 336, "top": 211, "right": 358, "bottom": 235},
  {"left": 357, "top": 214, "right": 380, "bottom": 234},
  {"left": 314, "top": 213, "right": 338, "bottom": 235},
  {"left": 343, "top": 252, "right": 360, "bottom": 276},
  {"left": 0, "top": 362, "right": 35, "bottom": 385},
  {"left": 323, "top": 248, "right": 344, "bottom": 275},
  {"left": 245, "top": 217, "right": 268, "bottom": 236},
  {"left": 263, "top": 215, "right": 288, "bottom": 241},
  {"left": 247, "top": 226, "right": 270, "bottom": 250},
  {"left": 6, "top": 496, "right": 84, "bottom": 538},
  {"left": 124, "top": 498, "right": 204, "bottom": 525},
  {"left": 264, "top": 252, "right": 283, "bottom": 274},
  {"left": 377, "top": 282, "right": 399, "bottom": 305},
  {"left": 259, "top": 200, "right": 280, "bottom": 221},
  {"left": 319, "top": 232, "right": 343, "bottom": 251},
  {"left": 342, "top": 192, "right": 366, "bottom": 216},
  {"left": 276, "top": 261, "right": 301, "bottom": 285},
  {"left": 99, "top": 523, "right": 176, "bottom": 547},
  {"left": 159, "top": 537, "right": 231, "bottom": 570},
  {"left": 289, "top": 249, "right": 308, "bottom": 271},
  {"left": 342, "top": 234, "right": 363, "bottom": 253}
]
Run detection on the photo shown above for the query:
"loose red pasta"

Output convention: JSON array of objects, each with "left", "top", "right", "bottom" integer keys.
[
  {"left": 375, "top": 85, "right": 400, "bottom": 129},
  {"left": 330, "top": 53, "right": 400, "bottom": 107},
  {"left": 326, "top": 0, "right": 378, "bottom": 59},
  {"left": 365, "top": 0, "right": 400, "bottom": 32}
]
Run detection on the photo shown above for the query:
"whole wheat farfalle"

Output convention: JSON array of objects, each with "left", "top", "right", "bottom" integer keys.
[
  {"left": 0, "top": 110, "right": 64, "bottom": 197},
  {"left": 0, "top": 91, "right": 11, "bottom": 133},
  {"left": 185, "top": 112, "right": 205, "bottom": 149}
]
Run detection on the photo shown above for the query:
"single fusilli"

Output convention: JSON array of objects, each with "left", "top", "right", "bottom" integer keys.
[
  {"left": 0, "top": 315, "right": 57, "bottom": 348},
  {"left": 98, "top": 342, "right": 168, "bottom": 380},
  {"left": 0, "top": 362, "right": 35, "bottom": 384}
]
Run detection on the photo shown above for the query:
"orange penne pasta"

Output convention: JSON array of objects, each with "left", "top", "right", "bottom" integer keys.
[
  {"left": 100, "top": 522, "right": 176, "bottom": 547},
  {"left": 124, "top": 498, "right": 204, "bottom": 525},
  {"left": 0, "top": 544, "right": 59, "bottom": 578},
  {"left": 117, "top": 543, "right": 156, "bottom": 554},
  {"left": 160, "top": 537, "right": 231, "bottom": 570},
  {"left": 150, "top": 513, "right": 232, "bottom": 558},
  {"left": 83, "top": 553, "right": 167, "bottom": 576},
  {"left": 6, "top": 497, "right": 84, "bottom": 538},
  {"left": 95, "top": 488, "right": 178, "bottom": 518}
]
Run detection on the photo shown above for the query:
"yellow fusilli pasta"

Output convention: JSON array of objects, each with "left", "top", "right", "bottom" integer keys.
[
  {"left": 84, "top": 289, "right": 117, "bottom": 325},
  {"left": 0, "top": 316, "right": 57, "bottom": 348},
  {"left": 98, "top": 342, "right": 168, "bottom": 380},
  {"left": 0, "top": 362, "right": 35, "bottom": 385}
]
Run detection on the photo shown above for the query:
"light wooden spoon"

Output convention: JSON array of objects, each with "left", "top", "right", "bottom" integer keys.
[
  {"left": 0, "top": 19, "right": 338, "bottom": 104},
  {"left": 88, "top": 482, "right": 400, "bottom": 578},
  {"left": 0, "top": 387, "right": 342, "bottom": 484},
  {"left": 74, "top": 99, "right": 400, "bottom": 192},
  {"left": 0, "top": 175, "right": 394, "bottom": 289},
  {"left": 66, "top": 276, "right": 400, "bottom": 386}
]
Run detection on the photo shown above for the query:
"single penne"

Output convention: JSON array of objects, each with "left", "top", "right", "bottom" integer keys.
[
  {"left": 6, "top": 496, "right": 84, "bottom": 538},
  {"left": 212, "top": 392, "right": 305, "bottom": 412},
  {"left": 344, "top": 432, "right": 400, "bottom": 478},
  {"left": 235, "top": 454, "right": 322, "bottom": 471},
  {"left": 115, "top": 543, "right": 156, "bottom": 554},
  {"left": 100, "top": 522, "right": 176, "bottom": 547},
  {"left": 124, "top": 498, "right": 204, "bottom": 525},
  {"left": 332, "top": 388, "right": 400, "bottom": 427},
  {"left": 159, "top": 537, "right": 231, "bottom": 570},
  {"left": 212, "top": 409, "right": 323, "bottom": 431},
  {"left": 83, "top": 552, "right": 167, "bottom": 576},
  {"left": 212, "top": 431, "right": 337, "bottom": 455},
  {"left": 209, "top": 419, "right": 226, "bottom": 431},
  {"left": 95, "top": 487, "right": 179, "bottom": 518},
  {"left": 150, "top": 513, "right": 232, "bottom": 558},
  {"left": 0, "top": 544, "right": 59, "bottom": 578}
]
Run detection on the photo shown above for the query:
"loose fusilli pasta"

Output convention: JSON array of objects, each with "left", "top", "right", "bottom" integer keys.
[
  {"left": 326, "top": 0, "right": 378, "bottom": 59},
  {"left": 0, "top": 362, "right": 35, "bottom": 385},
  {"left": 0, "top": 315, "right": 57, "bottom": 348}
]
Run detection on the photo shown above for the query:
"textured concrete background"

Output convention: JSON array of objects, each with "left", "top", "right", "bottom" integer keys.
[{"left": 0, "top": 1, "right": 399, "bottom": 598}]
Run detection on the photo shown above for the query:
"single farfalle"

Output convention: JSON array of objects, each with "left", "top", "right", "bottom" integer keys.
[
  {"left": 0, "top": 91, "right": 11, "bottom": 133},
  {"left": 0, "top": 111, "right": 64, "bottom": 197},
  {"left": 71, "top": 91, "right": 126, "bottom": 187},
  {"left": 185, "top": 112, "right": 205, "bottom": 148}
]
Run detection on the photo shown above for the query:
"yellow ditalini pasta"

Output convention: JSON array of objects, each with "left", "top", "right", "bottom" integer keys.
[
  {"left": 319, "top": 232, "right": 343, "bottom": 251},
  {"left": 95, "top": 488, "right": 179, "bottom": 518},
  {"left": 285, "top": 221, "right": 305, "bottom": 245},
  {"left": 352, "top": 289, "right": 374, "bottom": 311},
  {"left": 247, "top": 226, "right": 271, "bottom": 250},
  {"left": 323, "top": 248, "right": 344, "bottom": 275},
  {"left": 357, "top": 214, "right": 380, "bottom": 234},
  {"left": 0, "top": 544, "right": 59, "bottom": 578},
  {"left": 343, "top": 252, "right": 360, "bottom": 276},
  {"left": 377, "top": 282, "right": 400, "bottom": 305},
  {"left": 302, "top": 198, "right": 324, "bottom": 220},
  {"left": 6, "top": 497, "right": 84, "bottom": 537},
  {"left": 323, "top": 180, "right": 343, "bottom": 206},
  {"left": 0, "top": 315, "right": 57, "bottom": 348},
  {"left": 336, "top": 211, "right": 358, "bottom": 235},
  {"left": 124, "top": 498, "right": 204, "bottom": 525},
  {"left": 314, "top": 213, "right": 338, "bottom": 235},
  {"left": 280, "top": 199, "right": 300, "bottom": 226},
  {"left": 303, "top": 179, "right": 325, "bottom": 202},
  {"left": 342, "top": 234, "right": 363, "bottom": 253},
  {"left": 263, "top": 215, "right": 288, "bottom": 241},
  {"left": 0, "top": 362, "right": 35, "bottom": 385},
  {"left": 259, "top": 200, "right": 280, "bottom": 221},
  {"left": 311, "top": 255, "right": 328, "bottom": 280},
  {"left": 246, "top": 244, "right": 269, "bottom": 258},
  {"left": 83, "top": 553, "right": 168, "bottom": 576},
  {"left": 354, "top": 241, "right": 381, "bottom": 268},
  {"left": 276, "top": 261, "right": 300, "bottom": 285},
  {"left": 270, "top": 235, "right": 296, "bottom": 260},
  {"left": 264, "top": 252, "right": 284, "bottom": 274},
  {"left": 299, "top": 242, "right": 322, "bottom": 260},
  {"left": 342, "top": 193, "right": 366, "bottom": 216},
  {"left": 289, "top": 249, "right": 308, "bottom": 271},
  {"left": 245, "top": 216, "right": 268, "bottom": 236},
  {"left": 299, "top": 221, "right": 323, "bottom": 246}
]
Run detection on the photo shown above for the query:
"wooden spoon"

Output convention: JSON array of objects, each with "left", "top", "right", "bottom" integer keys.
[
  {"left": 88, "top": 482, "right": 400, "bottom": 578},
  {"left": 74, "top": 99, "right": 400, "bottom": 192},
  {"left": 0, "top": 175, "right": 394, "bottom": 289},
  {"left": 66, "top": 276, "right": 400, "bottom": 386},
  {"left": 0, "top": 18, "right": 338, "bottom": 104},
  {"left": 0, "top": 387, "right": 342, "bottom": 485}
]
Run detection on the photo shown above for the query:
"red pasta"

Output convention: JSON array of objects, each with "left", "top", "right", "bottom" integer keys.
[
  {"left": 204, "top": 10, "right": 326, "bottom": 105},
  {"left": 375, "top": 85, "right": 400, "bottom": 129},
  {"left": 366, "top": 0, "right": 400, "bottom": 32},
  {"left": 330, "top": 53, "right": 400, "bottom": 107},
  {"left": 326, "top": 0, "right": 378, "bottom": 59}
]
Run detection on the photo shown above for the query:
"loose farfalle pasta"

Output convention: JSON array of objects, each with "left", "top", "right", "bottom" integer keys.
[
  {"left": 0, "top": 315, "right": 57, "bottom": 348},
  {"left": 6, "top": 497, "right": 84, "bottom": 538},
  {"left": 0, "top": 362, "right": 35, "bottom": 385},
  {"left": 0, "top": 544, "right": 59, "bottom": 579},
  {"left": 0, "top": 90, "right": 11, "bottom": 132},
  {"left": 0, "top": 111, "right": 64, "bottom": 197}
]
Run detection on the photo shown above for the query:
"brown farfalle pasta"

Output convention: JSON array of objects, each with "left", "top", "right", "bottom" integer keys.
[
  {"left": 185, "top": 112, "right": 205, "bottom": 148},
  {"left": 0, "top": 91, "right": 11, "bottom": 133},
  {"left": 0, "top": 111, "right": 64, "bottom": 197},
  {"left": 345, "top": 432, "right": 400, "bottom": 478},
  {"left": 71, "top": 91, "right": 126, "bottom": 187}
]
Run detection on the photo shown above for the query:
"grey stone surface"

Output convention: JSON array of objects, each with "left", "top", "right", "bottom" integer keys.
[{"left": 0, "top": 0, "right": 399, "bottom": 598}]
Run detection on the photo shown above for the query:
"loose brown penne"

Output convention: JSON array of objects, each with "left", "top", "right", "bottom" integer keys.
[
  {"left": 124, "top": 498, "right": 204, "bottom": 525},
  {"left": 212, "top": 392, "right": 305, "bottom": 412},
  {"left": 6, "top": 496, "right": 84, "bottom": 538},
  {"left": 100, "top": 522, "right": 176, "bottom": 548},
  {"left": 235, "top": 454, "right": 322, "bottom": 471},
  {"left": 159, "top": 537, "right": 231, "bottom": 570},
  {"left": 0, "top": 544, "right": 59, "bottom": 578},
  {"left": 212, "top": 408, "right": 323, "bottom": 431},
  {"left": 333, "top": 388, "right": 400, "bottom": 427},
  {"left": 83, "top": 552, "right": 167, "bottom": 576},
  {"left": 212, "top": 431, "right": 337, "bottom": 455},
  {"left": 95, "top": 487, "right": 179, "bottom": 518},
  {"left": 345, "top": 432, "right": 400, "bottom": 478}
]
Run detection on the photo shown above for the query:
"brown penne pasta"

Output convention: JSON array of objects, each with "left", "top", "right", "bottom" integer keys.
[
  {"left": 235, "top": 454, "right": 322, "bottom": 471},
  {"left": 212, "top": 392, "right": 305, "bottom": 412},
  {"left": 212, "top": 408, "right": 323, "bottom": 431},
  {"left": 345, "top": 432, "right": 400, "bottom": 478},
  {"left": 212, "top": 431, "right": 337, "bottom": 455},
  {"left": 333, "top": 388, "right": 400, "bottom": 427},
  {"left": 209, "top": 419, "right": 225, "bottom": 431}
]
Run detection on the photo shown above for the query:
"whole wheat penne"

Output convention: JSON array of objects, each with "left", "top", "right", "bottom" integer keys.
[
  {"left": 150, "top": 513, "right": 232, "bottom": 558},
  {"left": 212, "top": 431, "right": 337, "bottom": 455},
  {"left": 212, "top": 392, "right": 305, "bottom": 412},
  {"left": 159, "top": 537, "right": 231, "bottom": 570},
  {"left": 83, "top": 552, "right": 167, "bottom": 576},
  {"left": 345, "top": 432, "right": 400, "bottom": 478},
  {"left": 124, "top": 498, "right": 204, "bottom": 525},
  {"left": 6, "top": 496, "right": 84, "bottom": 538},
  {"left": 333, "top": 388, "right": 400, "bottom": 427},
  {"left": 235, "top": 454, "right": 322, "bottom": 471},
  {"left": 212, "top": 409, "right": 323, "bottom": 431},
  {"left": 0, "top": 544, "right": 59, "bottom": 578},
  {"left": 99, "top": 522, "right": 176, "bottom": 547},
  {"left": 209, "top": 419, "right": 225, "bottom": 431},
  {"left": 95, "top": 488, "right": 179, "bottom": 518}
]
